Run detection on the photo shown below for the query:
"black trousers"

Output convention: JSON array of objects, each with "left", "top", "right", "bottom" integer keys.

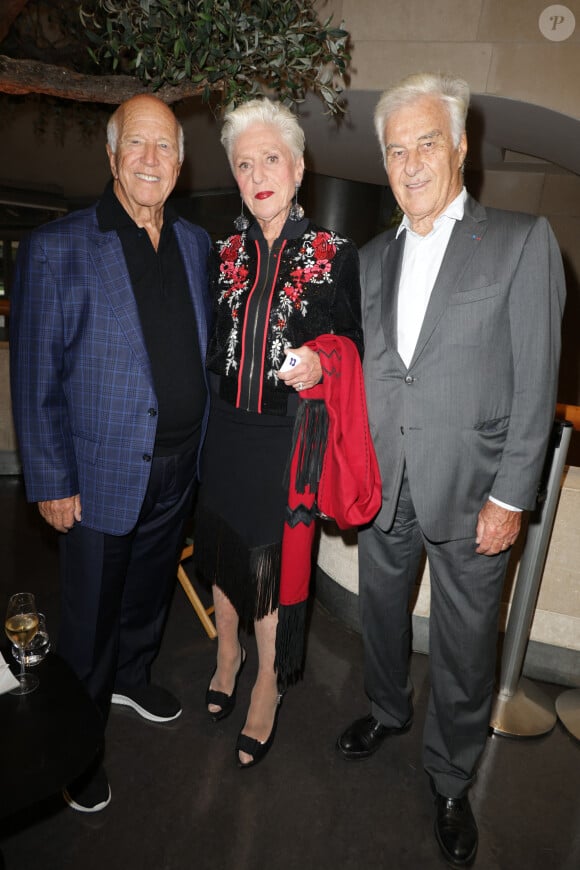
[
  {"left": 358, "top": 469, "right": 510, "bottom": 798},
  {"left": 57, "top": 448, "right": 197, "bottom": 721}
]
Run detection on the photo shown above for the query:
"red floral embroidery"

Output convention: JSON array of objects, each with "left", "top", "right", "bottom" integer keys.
[
  {"left": 221, "top": 261, "right": 248, "bottom": 294},
  {"left": 312, "top": 232, "right": 337, "bottom": 262},
  {"left": 216, "top": 233, "right": 250, "bottom": 374},
  {"left": 285, "top": 278, "right": 304, "bottom": 306},
  {"left": 285, "top": 235, "right": 333, "bottom": 303},
  {"left": 221, "top": 236, "right": 242, "bottom": 262}
]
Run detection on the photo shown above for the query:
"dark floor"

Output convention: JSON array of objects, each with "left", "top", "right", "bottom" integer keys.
[{"left": 0, "top": 474, "right": 579, "bottom": 870}]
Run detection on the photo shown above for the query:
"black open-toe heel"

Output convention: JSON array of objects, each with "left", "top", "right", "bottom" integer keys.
[
  {"left": 205, "top": 646, "right": 247, "bottom": 722},
  {"left": 235, "top": 693, "right": 283, "bottom": 769}
]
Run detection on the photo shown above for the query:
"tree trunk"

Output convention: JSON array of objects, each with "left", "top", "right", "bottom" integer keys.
[{"left": 0, "top": 55, "right": 218, "bottom": 105}]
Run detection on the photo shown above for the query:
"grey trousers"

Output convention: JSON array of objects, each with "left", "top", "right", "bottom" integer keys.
[{"left": 358, "top": 470, "right": 510, "bottom": 798}]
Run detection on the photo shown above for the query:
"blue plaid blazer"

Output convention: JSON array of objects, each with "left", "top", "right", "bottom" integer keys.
[{"left": 10, "top": 203, "right": 212, "bottom": 535}]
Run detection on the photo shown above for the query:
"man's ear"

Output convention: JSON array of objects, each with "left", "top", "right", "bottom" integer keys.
[
  {"left": 106, "top": 144, "right": 117, "bottom": 180},
  {"left": 458, "top": 131, "right": 468, "bottom": 169}
]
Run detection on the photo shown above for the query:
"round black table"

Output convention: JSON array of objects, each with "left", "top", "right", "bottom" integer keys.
[{"left": 0, "top": 651, "right": 104, "bottom": 820}]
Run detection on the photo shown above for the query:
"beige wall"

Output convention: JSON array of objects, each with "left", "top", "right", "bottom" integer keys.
[{"left": 319, "top": 0, "right": 580, "bottom": 117}]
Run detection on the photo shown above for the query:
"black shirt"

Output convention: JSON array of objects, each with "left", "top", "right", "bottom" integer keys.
[{"left": 97, "top": 182, "right": 206, "bottom": 455}]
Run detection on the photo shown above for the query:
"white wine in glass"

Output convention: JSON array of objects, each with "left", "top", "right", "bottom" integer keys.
[{"left": 5, "top": 592, "right": 40, "bottom": 695}]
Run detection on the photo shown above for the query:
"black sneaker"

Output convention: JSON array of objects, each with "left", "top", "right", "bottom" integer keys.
[
  {"left": 111, "top": 685, "right": 182, "bottom": 723},
  {"left": 63, "top": 764, "right": 111, "bottom": 813}
]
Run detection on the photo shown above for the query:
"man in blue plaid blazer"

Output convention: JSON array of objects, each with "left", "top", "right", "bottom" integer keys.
[{"left": 10, "top": 95, "right": 212, "bottom": 812}]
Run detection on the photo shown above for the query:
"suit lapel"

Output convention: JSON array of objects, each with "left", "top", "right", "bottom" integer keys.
[
  {"left": 380, "top": 230, "right": 406, "bottom": 365},
  {"left": 90, "top": 229, "right": 154, "bottom": 380},
  {"left": 90, "top": 219, "right": 209, "bottom": 384},
  {"left": 410, "top": 196, "right": 488, "bottom": 367},
  {"left": 174, "top": 220, "right": 209, "bottom": 358}
]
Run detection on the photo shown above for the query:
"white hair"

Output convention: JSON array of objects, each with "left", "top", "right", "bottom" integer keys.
[
  {"left": 107, "top": 98, "right": 185, "bottom": 163},
  {"left": 220, "top": 98, "right": 305, "bottom": 168},
  {"left": 374, "top": 72, "right": 470, "bottom": 158}
]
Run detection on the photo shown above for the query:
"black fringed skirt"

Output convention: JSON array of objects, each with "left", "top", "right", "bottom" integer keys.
[{"left": 193, "top": 393, "right": 295, "bottom": 628}]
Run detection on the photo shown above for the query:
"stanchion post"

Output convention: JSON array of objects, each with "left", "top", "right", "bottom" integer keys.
[
  {"left": 555, "top": 688, "right": 580, "bottom": 741},
  {"left": 490, "top": 420, "right": 573, "bottom": 737}
]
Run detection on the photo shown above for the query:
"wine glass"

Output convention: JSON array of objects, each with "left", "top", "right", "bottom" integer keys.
[{"left": 4, "top": 592, "right": 40, "bottom": 695}]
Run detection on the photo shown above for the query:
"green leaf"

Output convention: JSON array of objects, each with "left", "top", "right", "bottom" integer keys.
[{"left": 80, "top": 0, "right": 351, "bottom": 115}]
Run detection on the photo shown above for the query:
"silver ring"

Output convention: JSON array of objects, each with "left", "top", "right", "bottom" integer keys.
[{"left": 297, "top": 382, "right": 305, "bottom": 391}]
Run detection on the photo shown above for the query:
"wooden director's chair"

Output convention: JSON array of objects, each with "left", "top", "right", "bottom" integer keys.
[{"left": 177, "top": 540, "right": 217, "bottom": 639}]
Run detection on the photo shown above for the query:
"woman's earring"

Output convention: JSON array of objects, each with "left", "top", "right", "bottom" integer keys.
[
  {"left": 288, "top": 184, "right": 305, "bottom": 222},
  {"left": 234, "top": 200, "right": 250, "bottom": 232}
]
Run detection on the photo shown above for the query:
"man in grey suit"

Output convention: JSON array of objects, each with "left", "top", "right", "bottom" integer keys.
[{"left": 336, "top": 73, "right": 565, "bottom": 866}]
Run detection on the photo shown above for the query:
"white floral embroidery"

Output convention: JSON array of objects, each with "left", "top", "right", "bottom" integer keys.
[
  {"left": 216, "top": 228, "right": 346, "bottom": 380},
  {"left": 266, "top": 230, "right": 343, "bottom": 378}
]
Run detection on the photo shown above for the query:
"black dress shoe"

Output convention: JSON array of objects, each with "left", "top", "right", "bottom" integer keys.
[
  {"left": 336, "top": 713, "right": 411, "bottom": 759},
  {"left": 434, "top": 793, "right": 478, "bottom": 867}
]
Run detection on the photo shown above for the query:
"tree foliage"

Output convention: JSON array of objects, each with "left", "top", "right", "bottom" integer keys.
[
  {"left": 81, "top": 0, "right": 350, "bottom": 114},
  {"left": 0, "top": 0, "right": 350, "bottom": 113}
]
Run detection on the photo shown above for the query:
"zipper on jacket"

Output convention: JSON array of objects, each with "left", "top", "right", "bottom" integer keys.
[
  {"left": 245, "top": 247, "right": 275, "bottom": 409},
  {"left": 239, "top": 239, "right": 285, "bottom": 412}
]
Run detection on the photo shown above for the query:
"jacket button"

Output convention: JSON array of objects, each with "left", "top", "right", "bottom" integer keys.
[
  {"left": 404, "top": 375, "right": 414, "bottom": 384},
  {"left": 148, "top": 408, "right": 157, "bottom": 416},
  {"left": 142, "top": 454, "right": 152, "bottom": 462}
]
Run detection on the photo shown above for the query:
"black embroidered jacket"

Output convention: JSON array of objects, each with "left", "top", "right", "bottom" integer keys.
[{"left": 206, "top": 218, "right": 363, "bottom": 416}]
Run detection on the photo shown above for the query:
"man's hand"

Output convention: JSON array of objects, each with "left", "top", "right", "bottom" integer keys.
[
  {"left": 475, "top": 500, "right": 521, "bottom": 556},
  {"left": 38, "top": 495, "right": 82, "bottom": 532}
]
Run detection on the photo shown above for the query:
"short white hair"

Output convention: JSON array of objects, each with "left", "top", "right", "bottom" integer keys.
[
  {"left": 106, "top": 98, "right": 185, "bottom": 163},
  {"left": 374, "top": 72, "right": 470, "bottom": 158},
  {"left": 220, "top": 98, "right": 305, "bottom": 168}
]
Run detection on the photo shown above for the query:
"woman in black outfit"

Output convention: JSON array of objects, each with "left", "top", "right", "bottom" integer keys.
[{"left": 194, "top": 98, "right": 363, "bottom": 767}]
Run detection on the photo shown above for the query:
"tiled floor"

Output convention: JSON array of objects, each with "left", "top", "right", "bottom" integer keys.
[{"left": 0, "top": 474, "right": 579, "bottom": 870}]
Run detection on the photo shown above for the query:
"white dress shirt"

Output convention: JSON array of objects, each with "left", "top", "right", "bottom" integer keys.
[{"left": 396, "top": 188, "right": 466, "bottom": 368}]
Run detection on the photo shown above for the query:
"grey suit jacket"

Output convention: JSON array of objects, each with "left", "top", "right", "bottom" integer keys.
[{"left": 361, "top": 194, "right": 566, "bottom": 539}]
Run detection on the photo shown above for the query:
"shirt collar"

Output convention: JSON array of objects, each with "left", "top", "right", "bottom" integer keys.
[
  {"left": 395, "top": 187, "right": 467, "bottom": 239},
  {"left": 97, "top": 180, "right": 179, "bottom": 232}
]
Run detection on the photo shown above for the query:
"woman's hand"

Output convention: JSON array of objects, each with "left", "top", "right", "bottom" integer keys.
[{"left": 277, "top": 345, "right": 322, "bottom": 392}]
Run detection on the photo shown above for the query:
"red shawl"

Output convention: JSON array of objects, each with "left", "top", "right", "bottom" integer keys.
[{"left": 275, "top": 334, "right": 382, "bottom": 686}]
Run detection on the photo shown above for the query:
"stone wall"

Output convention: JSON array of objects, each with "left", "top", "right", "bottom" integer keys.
[{"left": 318, "top": 0, "right": 580, "bottom": 117}]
